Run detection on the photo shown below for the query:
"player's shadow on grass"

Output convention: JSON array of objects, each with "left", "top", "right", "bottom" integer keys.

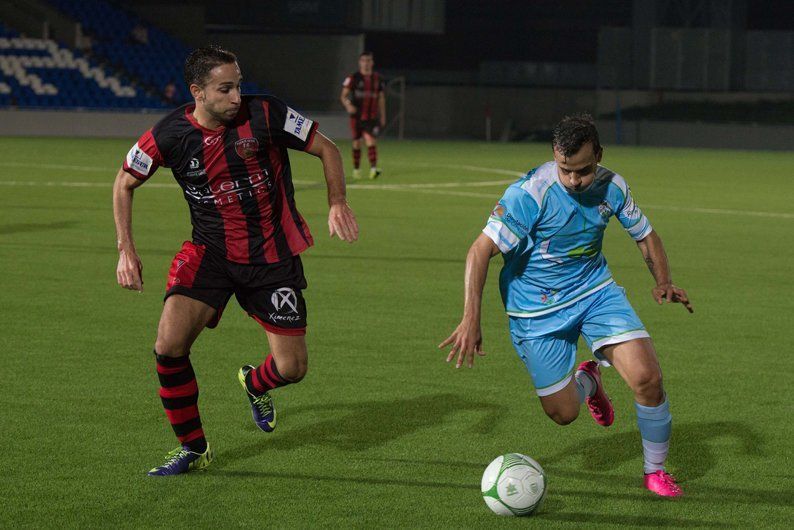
[
  {"left": 543, "top": 420, "right": 764, "bottom": 482},
  {"left": 0, "top": 220, "right": 79, "bottom": 235},
  {"left": 221, "top": 393, "right": 506, "bottom": 462},
  {"left": 309, "top": 253, "right": 462, "bottom": 265},
  {"left": 538, "top": 420, "right": 790, "bottom": 510}
]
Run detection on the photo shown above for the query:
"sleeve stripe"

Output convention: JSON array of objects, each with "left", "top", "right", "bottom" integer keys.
[
  {"left": 484, "top": 220, "right": 519, "bottom": 253},
  {"left": 627, "top": 217, "right": 652, "bottom": 240},
  {"left": 624, "top": 216, "right": 643, "bottom": 229},
  {"left": 488, "top": 215, "right": 523, "bottom": 239},
  {"left": 122, "top": 167, "right": 148, "bottom": 181},
  {"left": 303, "top": 121, "right": 319, "bottom": 151}
]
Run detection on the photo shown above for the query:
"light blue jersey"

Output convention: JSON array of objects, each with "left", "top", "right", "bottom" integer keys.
[{"left": 483, "top": 161, "right": 652, "bottom": 318}]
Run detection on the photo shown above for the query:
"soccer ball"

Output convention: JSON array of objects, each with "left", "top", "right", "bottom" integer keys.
[{"left": 481, "top": 453, "right": 546, "bottom": 516}]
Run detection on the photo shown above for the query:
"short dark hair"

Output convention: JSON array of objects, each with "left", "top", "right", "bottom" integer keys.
[
  {"left": 552, "top": 113, "right": 601, "bottom": 158},
  {"left": 184, "top": 45, "right": 237, "bottom": 88},
  {"left": 360, "top": 51, "right": 373, "bottom": 58}
]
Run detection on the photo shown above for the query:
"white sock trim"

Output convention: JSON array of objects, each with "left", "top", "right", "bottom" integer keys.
[
  {"left": 574, "top": 369, "right": 596, "bottom": 398},
  {"left": 642, "top": 439, "right": 669, "bottom": 474}
]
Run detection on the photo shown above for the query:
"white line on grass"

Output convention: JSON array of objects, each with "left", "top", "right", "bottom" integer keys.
[
  {"left": 642, "top": 204, "right": 794, "bottom": 220},
  {"left": 2, "top": 163, "right": 793, "bottom": 219},
  {"left": 0, "top": 180, "right": 180, "bottom": 188},
  {"left": 397, "top": 162, "right": 525, "bottom": 178},
  {"left": 0, "top": 162, "right": 111, "bottom": 172}
]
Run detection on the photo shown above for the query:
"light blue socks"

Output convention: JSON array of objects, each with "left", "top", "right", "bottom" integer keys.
[{"left": 635, "top": 397, "right": 672, "bottom": 474}]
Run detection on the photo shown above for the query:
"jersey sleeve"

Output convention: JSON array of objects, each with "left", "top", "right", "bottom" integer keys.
[
  {"left": 122, "top": 129, "right": 164, "bottom": 181},
  {"left": 263, "top": 96, "right": 319, "bottom": 151},
  {"left": 342, "top": 76, "right": 353, "bottom": 88},
  {"left": 483, "top": 184, "right": 539, "bottom": 254},
  {"left": 613, "top": 176, "right": 653, "bottom": 240}
]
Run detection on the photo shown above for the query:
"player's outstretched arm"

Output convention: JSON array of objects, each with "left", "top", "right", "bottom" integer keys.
[
  {"left": 113, "top": 167, "right": 145, "bottom": 291},
  {"left": 305, "top": 132, "right": 359, "bottom": 243},
  {"left": 439, "top": 234, "right": 500, "bottom": 368},
  {"left": 636, "top": 230, "right": 693, "bottom": 313}
]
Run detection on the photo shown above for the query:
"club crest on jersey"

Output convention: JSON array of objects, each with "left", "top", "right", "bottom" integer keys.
[
  {"left": 235, "top": 137, "right": 259, "bottom": 159},
  {"left": 598, "top": 201, "right": 613, "bottom": 219}
]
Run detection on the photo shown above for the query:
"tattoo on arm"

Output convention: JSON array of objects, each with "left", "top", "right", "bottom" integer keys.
[{"left": 644, "top": 256, "right": 654, "bottom": 274}]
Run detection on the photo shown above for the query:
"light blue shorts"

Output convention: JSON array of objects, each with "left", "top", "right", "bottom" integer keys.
[{"left": 509, "top": 282, "right": 649, "bottom": 397}]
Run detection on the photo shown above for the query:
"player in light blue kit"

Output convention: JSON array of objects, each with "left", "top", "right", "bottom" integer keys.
[{"left": 439, "top": 114, "right": 692, "bottom": 497}]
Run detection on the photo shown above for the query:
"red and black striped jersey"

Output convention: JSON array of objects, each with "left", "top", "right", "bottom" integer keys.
[
  {"left": 123, "top": 95, "right": 318, "bottom": 265},
  {"left": 342, "top": 72, "right": 384, "bottom": 121}
]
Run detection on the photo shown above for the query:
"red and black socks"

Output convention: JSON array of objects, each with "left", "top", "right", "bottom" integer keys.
[
  {"left": 245, "top": 354, "right": 291, "bottom": 395},
  {"left": 367, "top": 145, "right": 378, "bottom": 167},
  {"left": 154, "top": 352, "right": 207, "bottom": 453},
  {"left": 352, "top": 147, "right": 362, "bottom": 169}
]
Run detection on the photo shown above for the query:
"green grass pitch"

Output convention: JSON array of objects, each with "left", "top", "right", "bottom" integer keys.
[{"left": 0, "top": 136, "right": 792, "bottom": 527}]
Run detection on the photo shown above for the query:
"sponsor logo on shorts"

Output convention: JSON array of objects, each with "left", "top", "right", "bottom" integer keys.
[
  {"left": 268, "top": 313, "right": 302, "bottom": 323},
  {"left": 540, "top": 288, "right": 559, "bottom": 305},
  {"left": 284, "top": 107, "right": 313, "bottom": 141},
  {"left": 271, "top": 287, "right": 299, "bottom": 314},
  {"left": 235, "top": 137, "right": 259, "bottom": 159}
]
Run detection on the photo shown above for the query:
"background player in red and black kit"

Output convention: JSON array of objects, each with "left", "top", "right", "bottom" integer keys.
[
  {"left": 113, "top": 46, "right": 359, "bottom": 475},
  {"left": 340, "top": 51, "right": 386, "bottom": 180}
]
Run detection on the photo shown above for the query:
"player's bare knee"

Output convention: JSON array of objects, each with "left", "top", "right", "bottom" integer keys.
[
  {"left": 274, "top": 356, "right": 307, "bottom": 382},
  {"left": 288, "top": 367, "right": 306, "bottom": 383},
  {"left": 285, "top": 362, "right": 307, "bottom": 383},
  {"left": 546, "top": 408, "right": 579, "bottom": 425},
  {"left": 541, "top": 400, "right": 580, "bottom": 425},
  {"left": 631, "top": 369, "right": 664, "bottom": 402},
  {"left": 153, "top": 338, "right": 188, "bottom": 358}
]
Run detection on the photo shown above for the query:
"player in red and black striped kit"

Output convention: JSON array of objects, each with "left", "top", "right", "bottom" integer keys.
[
  {"left": 113, "top": 46, "right": 359, "bottom": 475},
  {"left": 340, "top": 51, "right": 386, "bottom": 179}
]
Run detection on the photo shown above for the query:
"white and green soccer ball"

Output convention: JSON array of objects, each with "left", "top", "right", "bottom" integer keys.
[{"left": 481, "top": 453, "right": 546, "bottom": 516}]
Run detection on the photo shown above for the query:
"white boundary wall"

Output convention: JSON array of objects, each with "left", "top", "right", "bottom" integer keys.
[
  {"left": 0, "top": 108, "right": 351, "bottom": 140},
  {"left": 0, "top": 108, "right": 791, "bottom": 150}
]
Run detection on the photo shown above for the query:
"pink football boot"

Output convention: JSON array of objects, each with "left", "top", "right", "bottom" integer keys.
[
  {"left": 644, "top": 470, "right": 683, "bottom": 497},
  {"left": 576, "top": 360, "right": 614, "bottom": 426}
]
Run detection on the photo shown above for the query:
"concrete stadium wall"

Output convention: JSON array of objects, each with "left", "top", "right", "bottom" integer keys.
[
  {"left": 0, "top": 108, "right": 351, "bottom": 140},
  {"left": 0, "top": 105, "right": 791, "bottom": 150},
  {"left": 596, "top": 120, "right": 794, "bottom": 151},
  {"left": 595, "top": 89, "right": 794, "bottom": 115},
  {"left": 399, "top": 86, "right": 793, "bottom": 149},
  {"left": 0, "top": 109, "right": 169, "bottom": 138},
  {"left": 402, "top": 86, "right": 597, "bottom": 139},
  {"left": 206, "top": 33, "right": 364, "bottom": 111}
]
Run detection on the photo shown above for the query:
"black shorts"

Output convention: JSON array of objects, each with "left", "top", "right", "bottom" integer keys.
[
  {"left": 349, "top": 117, "right": 380, "bottom": 140},
  {"left": 164, "top": 241, "right": 308, "bottom": 335}
]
